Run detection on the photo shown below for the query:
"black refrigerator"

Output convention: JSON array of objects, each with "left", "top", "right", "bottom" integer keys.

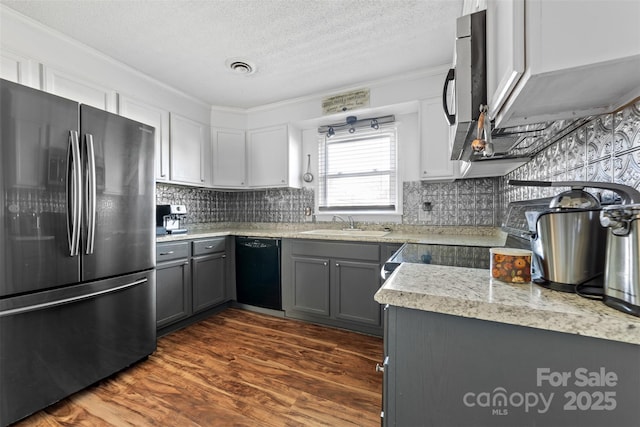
[{"left": 0, "top": 78, "right": 156, "bottom": 426}]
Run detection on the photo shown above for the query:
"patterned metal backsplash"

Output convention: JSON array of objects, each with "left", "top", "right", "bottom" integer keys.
[
  {"left": 156, "top": 185, "right": 314, "bottom": 224},
  {"left": 156, "top": 100, "right": 640, "bottom": 227},
  {"left": 403, "top": 178, "right": 500, "bottom": 226},
  {"left": 504, "top": 100, "right": 640, "bottom": 204}
]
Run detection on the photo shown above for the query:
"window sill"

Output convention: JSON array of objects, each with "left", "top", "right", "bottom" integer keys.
[{"left": 314, "top": 213, "right": 403, "bottom": 224}]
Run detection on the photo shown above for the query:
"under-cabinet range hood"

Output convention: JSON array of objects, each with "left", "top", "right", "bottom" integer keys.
[{"left": 456, "top": 115, "right": 593, "bottom": 164}]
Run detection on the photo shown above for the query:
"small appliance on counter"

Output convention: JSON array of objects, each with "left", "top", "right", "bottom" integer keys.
[
  {"left": 507, "top": 180, "right": 640, "bottom": 299},
  {"left": 600, "top": 203, "right": 640, "bottom": 316},
  {"left": 156, "top": 204, "right": 188, "bottom": 235}
]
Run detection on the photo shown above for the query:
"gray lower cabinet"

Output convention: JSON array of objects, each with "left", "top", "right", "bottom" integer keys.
[
  {"left": 192, "top": 252, "right": 226, "bottom": 313},
  {"left": 290, "top": 255, "right": 331, "bottom": 316},
  {"left": 282, "top": 239, "right": 382, "bottom": 335},
  {"left": 156, "top": 237, "right": 229, "bottom": 329},
  {"left": 382, "top": 305, "right": 640, "bottom": 427},
  {"left": 156, "top": 241, "right": 191, "bottom": 328},
  {"left": 333, "top": 259, "right": 381, "bottom": 325}
]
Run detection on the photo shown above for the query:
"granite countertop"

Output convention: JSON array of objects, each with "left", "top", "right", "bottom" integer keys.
[
  {"left": 375, "top": 263, "right": 640, "bottom": 345},
  {"left": 156, "top": 223, "right": 508, "bottom": 247}
]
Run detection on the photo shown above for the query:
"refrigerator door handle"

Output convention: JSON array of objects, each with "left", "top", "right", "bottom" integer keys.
[
  {"left": 67, "top": 130, "right": 82, "bottom": 256},
  {"left": 85, "top": 133, "right": 97, "bottom": 255},
  {"left": 0, "top": 278, "right": 148, "bottom": 318}
]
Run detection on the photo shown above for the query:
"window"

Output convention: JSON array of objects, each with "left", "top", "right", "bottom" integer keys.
[{"left": 318, "top": 124, "right": 398, "bottom": 213}]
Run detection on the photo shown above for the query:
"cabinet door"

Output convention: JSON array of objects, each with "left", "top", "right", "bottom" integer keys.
[
  {"left": 333, "top": 259, "right": 381, "bottom": 326},
  {"left": 290, "top": 256, "right": 331, "bottom": 316},
  {"left": 382, "top": 304, "right": 394, "bottom": 426},
  {"left": 247, "top": 125, "right": 289, "bottom": 187},
  {"left": 0, "top": 50, "right": 35, "bottom": 87},
  {"left": 170, "top": 113, "right": 208, "bottom": 186},
  {"left": 42, "top": 66, "right": 116, "bottom": 112},
  {"left": 212, "top": 127, "right": 246, "bottom": 187},
  {"left": 420, "top": 98, "right": 460, "bottom": 181},
  {"left": 156, "top": 259, "right": 191, "bottom": 328},
  {"left": 493, "top": 0, "right": 640, "bottom": 127},
  {"left": 119, "top": 95, "right": 170, "bottom": 181},
  {"left": 192, "top": 253, "right": 226, "bottom": 313},
  {"left": 486, "top": 0, "right": 525, "bottom": 119}
]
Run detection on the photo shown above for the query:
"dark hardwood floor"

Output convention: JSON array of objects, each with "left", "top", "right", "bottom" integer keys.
[{"left": 15, "top": 308, "right": 383, "bottom": 426}]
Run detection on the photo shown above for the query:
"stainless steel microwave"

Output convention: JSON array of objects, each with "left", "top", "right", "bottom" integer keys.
[{"left": 442, "top": 10, "right": 486, "bottom": 162}]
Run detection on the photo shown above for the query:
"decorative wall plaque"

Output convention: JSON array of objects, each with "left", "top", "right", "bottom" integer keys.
[{"left": 322, "top": 89, "right": 370, "bottom": 115}]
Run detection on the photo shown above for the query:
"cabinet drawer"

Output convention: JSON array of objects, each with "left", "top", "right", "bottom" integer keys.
[
  {"left": 156, "top": 241, "right": 190, "bottom": 262},
  {"left": 289, "top": 240, "right": 380, "bottom": 262},
  {"left": 193, "top": 237, "right": 226, "bottom": 256}
]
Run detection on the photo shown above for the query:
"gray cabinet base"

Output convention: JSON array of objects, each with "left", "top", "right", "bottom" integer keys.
[{"left": 384, "top": 306, "right": 640, "bottom": 427}]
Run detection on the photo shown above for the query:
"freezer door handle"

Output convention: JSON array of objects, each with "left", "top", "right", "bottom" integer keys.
[
  {"left": 67, "top": 130, "right": 82, "bottom": 256},
  {"left": 0, "top": 278, "right": 148, "bottom": 318},
  {"left": 85, "top": 133, "right": 97, "bottom": 255}
]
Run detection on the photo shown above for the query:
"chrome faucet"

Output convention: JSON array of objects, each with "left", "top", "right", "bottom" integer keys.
[{"left": 332, "top": 215, "right": 356, "bottom": 229}]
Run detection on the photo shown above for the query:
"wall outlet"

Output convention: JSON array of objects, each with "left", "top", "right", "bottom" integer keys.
[{"left": 419, "top": 201, "right": 433, "bottom": 222}]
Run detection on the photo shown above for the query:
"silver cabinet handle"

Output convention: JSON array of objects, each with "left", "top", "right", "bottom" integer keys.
[
  {"left": 159, "top": 251, "right": 175, "bottom": 256},
  {"left": 222, "top": 254, "right": 227, "bottom": 258},
  {"left": 205, "top": 245, "right": 214, "bottom": 249},
  {"left": 336, "top": 263, "right": 340, "bottom": 267},
  {"left": 323, "top": 261, "right": 328, "bottom": 266},
  {"left": 85, "top": 133, "right": 97, "bottom": 255},
  {"left": 376, "top": 356, "right": 389, "bottom": 373}
]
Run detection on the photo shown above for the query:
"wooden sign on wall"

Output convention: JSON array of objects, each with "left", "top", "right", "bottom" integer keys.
[{"left": 322, "top": 89, "right": 370, "bottom": 115}]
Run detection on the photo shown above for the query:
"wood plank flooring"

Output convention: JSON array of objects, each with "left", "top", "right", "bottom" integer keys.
[{"left": 14, "top": 308, "right": 383, "bottom": 426}]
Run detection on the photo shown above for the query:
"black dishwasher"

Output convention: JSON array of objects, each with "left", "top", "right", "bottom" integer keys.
[{"left": 235, "top": 237, "right": 281, "bottom": 310}]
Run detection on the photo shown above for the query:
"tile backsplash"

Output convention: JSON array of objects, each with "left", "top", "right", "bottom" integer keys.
[
  {"left": 504, "top": 100, "right": 640, "bottom": 205},
  {"left": 156, "top": 185, "right": 314, "bottom": 224},
  {"left": 156, "top": 100, "right": 639, "bottom": 227},
  {"left": 403, "top": 178, "right": 501, "bottom": 226}
]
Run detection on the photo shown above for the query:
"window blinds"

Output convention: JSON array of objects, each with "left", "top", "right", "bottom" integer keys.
[{"left": 318, "top": 124, "right": 397, "bottom": 211}]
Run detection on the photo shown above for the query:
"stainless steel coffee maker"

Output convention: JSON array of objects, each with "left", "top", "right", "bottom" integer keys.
[
  {"left": 508, "top": 180, "right": 640, "bottom": 295},
  {"left": 600, "top": 203, "right": 640, "bottom": 316},
  {"left": 156, "top": 204, "right": 188, "bottom": 235}
]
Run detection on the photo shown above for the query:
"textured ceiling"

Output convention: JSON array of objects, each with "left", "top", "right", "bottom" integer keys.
[{"left": 2, "top": 0, "right": 462, "bottom": 109}]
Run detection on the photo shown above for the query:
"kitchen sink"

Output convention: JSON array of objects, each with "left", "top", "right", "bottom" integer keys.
[{"left": 300, "top": 229, "right": 390, "bottom": 237}]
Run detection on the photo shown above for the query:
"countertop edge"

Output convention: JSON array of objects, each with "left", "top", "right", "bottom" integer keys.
[
  {"left": 157, "top": 226, "right": 507, "bottom": 246},
  {"left": 375, "top": 264, "right": 640, "bottom": 346}
]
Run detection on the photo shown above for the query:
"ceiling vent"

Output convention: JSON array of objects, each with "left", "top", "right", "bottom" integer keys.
[{"left": 225, "top": 58, "right": 256, "bottom": 75}]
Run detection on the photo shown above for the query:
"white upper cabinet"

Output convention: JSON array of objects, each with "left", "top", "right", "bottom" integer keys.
[
  {"left": 0, "top": 49, "right": 36, "bottom": 87},
  {"left": 211, "top": 127, "right": 246, "bottom": 188},
  {"left": 41, "top": 66, "right": 117, "bottom": 112},
  {"left": 420, "top": 98, "right": 460, "bottom": 181},
  {"left": 487, "top": 0, "right": 640, "bottom": 127},
  {"left": 170, "top": 113, "right": 210, "bottom": 186},
  {"left": 486, "top": 0, "right": 524, "bottom": 119},
  {"left": 247, "top": 124, "right": 301, "bottom": 188},
  {"left": 119, "top": 95, "right": 170, "bottom": 182}
]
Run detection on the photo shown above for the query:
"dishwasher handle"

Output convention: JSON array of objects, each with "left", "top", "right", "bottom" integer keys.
[{"left": 236, "top": 237, "right": 280, "bottom": 249}]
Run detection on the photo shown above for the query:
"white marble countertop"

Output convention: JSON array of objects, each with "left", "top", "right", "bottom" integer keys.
[
  {"left": 375, "top": 263, "right": 640, "bottom": 345},
  {"left": 156, "top": 223, "right": 507, "bottom": 247}
]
